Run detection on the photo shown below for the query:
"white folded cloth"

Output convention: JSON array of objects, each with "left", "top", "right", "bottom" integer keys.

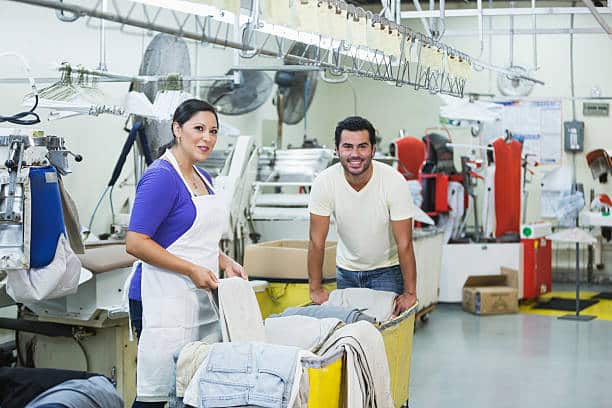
[
  {"left": 265, "top": 315, "right": 343, "bottom": 352},
  {"left": 325, "top": 288, "right": 397, "bottom": 322}
]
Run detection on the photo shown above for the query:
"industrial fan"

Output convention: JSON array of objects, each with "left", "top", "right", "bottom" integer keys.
[
  {"left": 497, "top": 11, "right": 535, "bottom": 97},
  {"left": 201, "top": 70, "right": 273, "bottom": 115},
  {"left": 274, "top": 42, "right": 319, "bottom": 147},
  {"left": 134, "top": 33, "right": 192, "bottom": 159},
  {"left": 497, "top": 65, "right": 534, "bottom": 97}
]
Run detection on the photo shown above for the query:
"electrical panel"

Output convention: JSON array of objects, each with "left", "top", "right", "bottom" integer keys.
[{"left": 563, "top": 121, "right": 584, "bottom": 152}]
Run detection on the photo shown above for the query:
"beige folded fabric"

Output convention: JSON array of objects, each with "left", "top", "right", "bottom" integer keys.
[
  {"left": 318, "top": 321, "right": 394, "bottom": 408},
  {"left": 218, "top": 277, "right": 265, "bottom": 342},
  {"left": 175, "top": 341, "right": 212, "bottom": 397}
]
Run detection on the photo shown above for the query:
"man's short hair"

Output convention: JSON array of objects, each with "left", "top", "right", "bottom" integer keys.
[{"left": 334, "top": 116, "right": 376, "bottom": 148}]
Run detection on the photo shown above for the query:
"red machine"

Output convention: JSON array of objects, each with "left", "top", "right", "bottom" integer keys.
[
  {"left": 394, "top": 133, "right": 466, "bottom": 216},
  {"left": 394, "top": 136, "right": 425, "bottom": 181},
  {"left": 521, "top": 237, "right": 552, "bottom": 299}
]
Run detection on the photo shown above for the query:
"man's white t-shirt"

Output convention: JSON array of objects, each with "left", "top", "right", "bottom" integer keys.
[{"left": 308, "top": 160, "right": 417, "bottom": 271}]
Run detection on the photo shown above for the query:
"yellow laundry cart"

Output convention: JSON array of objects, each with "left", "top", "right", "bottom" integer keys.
[
  {"left": 303, "top": 351, "right": 344, "bottom": 408},
  {"left": 263, "top": 297, "right": 417, "bottom": 408},
  {"left": 252, "top": 279, "right": 337, "bottom": 319},
  {"left": 379, "top": 304, "right": 417, "bottom": 407}
]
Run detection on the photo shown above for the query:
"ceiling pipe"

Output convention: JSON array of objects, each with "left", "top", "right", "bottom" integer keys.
[
  {"left": 582, "top": 0, "right": 612, "bottom": 35},
  {"left": 412, "top": 0, "right": 433, "bottom": 37}
]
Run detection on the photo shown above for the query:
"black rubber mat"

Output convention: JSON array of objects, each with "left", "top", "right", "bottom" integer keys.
[
  {"left": 592, "top": 292, "right": 612, "bottom": 300},
  {"left": 533, "top": 297, "right": 599, "bottom": 311}
]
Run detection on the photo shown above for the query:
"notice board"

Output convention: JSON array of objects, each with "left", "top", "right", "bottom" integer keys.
[{"left": 485, "top": 100, "right": 563, "bottom": 165}]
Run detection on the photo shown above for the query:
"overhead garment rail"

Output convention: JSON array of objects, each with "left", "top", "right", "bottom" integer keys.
[
  {"left": 9, "top": 0, "right": 545, "bottom": 97},
  {"left": 401, "top": 4, "right": 612, "bottom": 37}
]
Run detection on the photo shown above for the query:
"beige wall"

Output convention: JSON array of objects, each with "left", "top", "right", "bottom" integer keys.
[{"left": 0, "top": 1, "right": 610, "bottom": 236}]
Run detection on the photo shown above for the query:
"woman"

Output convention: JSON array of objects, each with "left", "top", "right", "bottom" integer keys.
[{"left": 126, "top": 99, "right": 246, "bottom": 407}]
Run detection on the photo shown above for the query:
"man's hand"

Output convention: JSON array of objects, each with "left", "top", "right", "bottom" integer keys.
[
  {"left": 189, "top": 266, "right": 219, "bottom": 289},
  {"left": 392, "top": 292, "right": 416, "bottom": 317},
  {"left": 225, "top": 260, "right": 247, "bottom": 279},
  {"left": 310, "top": 287, "right": 330, "bottom": 304}
]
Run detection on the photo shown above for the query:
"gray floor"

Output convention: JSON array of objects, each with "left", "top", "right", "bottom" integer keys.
[{"left": 409, "top": 303, "right": 612, "bottom": 408}]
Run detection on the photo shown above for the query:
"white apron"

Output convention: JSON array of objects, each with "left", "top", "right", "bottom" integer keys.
[{"left": 136, "top": 150, "right": 225, "bottom": 402}]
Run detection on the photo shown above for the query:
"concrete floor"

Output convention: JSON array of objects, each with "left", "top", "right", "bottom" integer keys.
[{"left": 409, "top": 302, "right": 612, "bottom": 408}]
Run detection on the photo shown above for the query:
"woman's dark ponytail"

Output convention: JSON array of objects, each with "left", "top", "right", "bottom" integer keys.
[{"left": 157, "top": 141, "right": 175, "bottom": 157}]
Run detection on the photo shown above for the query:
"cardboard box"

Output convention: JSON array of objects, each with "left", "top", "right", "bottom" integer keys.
[
  {"left": 243, "top": 240, "right": 336, "bottom": 281},
  {"left": 462, "top": 267, "right": 519, "bottom": 315}
]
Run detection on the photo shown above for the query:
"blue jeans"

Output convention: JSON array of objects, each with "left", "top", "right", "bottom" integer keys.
[
  {"left": 336, "top": 264, "right": 404, "bottom": 294},
  {"left": 199, "top": 343, "right": 298, "bottom": 408}
]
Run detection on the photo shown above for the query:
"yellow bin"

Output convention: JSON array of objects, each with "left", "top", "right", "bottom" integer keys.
[
  {"left": 303, "top": 351, "right": 344, "bottom": 408},
  {"left": 254, "top": 280, "right": 416, "bottom": 408},
  {"left": 253, "top": 279, "right": 337, "bottom": 319}
]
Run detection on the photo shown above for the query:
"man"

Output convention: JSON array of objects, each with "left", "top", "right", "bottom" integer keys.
[{"left": 308, "top": 116, "right": 417, "bottom": 316}]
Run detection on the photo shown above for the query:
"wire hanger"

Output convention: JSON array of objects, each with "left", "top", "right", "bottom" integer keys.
[{"left": 504, "top": 129, "right": 513, "bottom": 143}]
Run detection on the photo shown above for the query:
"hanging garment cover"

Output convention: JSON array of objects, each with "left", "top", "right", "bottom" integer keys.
[
  {"left": 137, "top": 150, "right": 224, "bottom": 402},
  {"left": 5, "top": 166, "right": 81, "bottom": 303},
  {"left": 6, "top": 235, "right": 81, "bottom": 303},
  {"left": 492, "top": 138, "right": 522, "bottom": 237}
]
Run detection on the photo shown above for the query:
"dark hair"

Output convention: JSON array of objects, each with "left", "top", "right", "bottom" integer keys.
[
  {"left": 334, "top": 116, "right": 376, "bottom": 148},
  {"left": 157, "top": 98, "right": 219, "bottom": 156}
]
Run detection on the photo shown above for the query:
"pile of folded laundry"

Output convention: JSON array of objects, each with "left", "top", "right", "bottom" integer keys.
[{"left": 170, "top": 278, "right": 398, "bottom": 408}]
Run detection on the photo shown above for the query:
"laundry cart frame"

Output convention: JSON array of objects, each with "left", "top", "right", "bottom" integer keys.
[
  {"left": 265, "top": 297, "right": 417, "bottom": 408},
  {"left": 413, "top": 229, "right": 444, "bottom": 321}
]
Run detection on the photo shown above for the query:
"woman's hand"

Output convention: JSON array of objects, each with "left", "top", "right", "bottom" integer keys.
[
  {"left": 189, "top": 265, "right": 219, "bottom": 289},
  {"left": 225, "top": 260, "right": 247, "bottom": 279}
]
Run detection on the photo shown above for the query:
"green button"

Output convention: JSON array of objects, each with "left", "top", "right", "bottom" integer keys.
[{"left": 523, "top": 227, "right": 532, "bottom": 237}]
